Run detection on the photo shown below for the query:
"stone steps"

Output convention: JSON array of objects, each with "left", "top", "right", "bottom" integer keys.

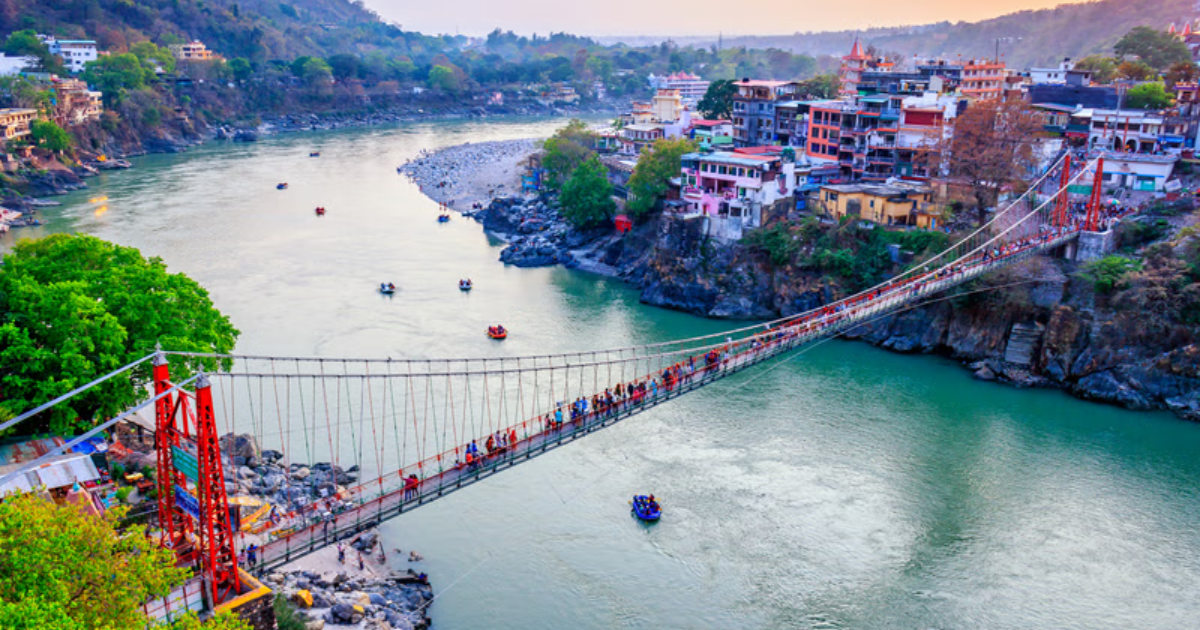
[{"left": 1004, "top": 322, "right": 1044, "bottom": 366}]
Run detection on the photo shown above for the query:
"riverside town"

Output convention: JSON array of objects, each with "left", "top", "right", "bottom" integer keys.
[{"left": 2, "top": 0, "right": 1200, "bottom": 629}]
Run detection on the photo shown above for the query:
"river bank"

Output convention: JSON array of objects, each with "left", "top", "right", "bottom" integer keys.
[
  {"left": 400, "top": 137, "right": 1200, "bottom": 422},
  {"left": 39, "top": 119, "right": 1200, "bottom": 629},
  {"left": 1, "top": 103, "right": 619, "bottom": 211}
]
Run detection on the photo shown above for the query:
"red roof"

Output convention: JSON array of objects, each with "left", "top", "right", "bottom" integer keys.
[
  {"left": 845, "top": 37, "right": 869, "bottom": 61},
  {"left": 690, "top": 119, "right": 731, "bottom": 127},
  {"left": 734, "top": 80, "right": 794, "bottom": 88},
  {"left": 732, "top": 146, "right": 783, "bottom": 157}
]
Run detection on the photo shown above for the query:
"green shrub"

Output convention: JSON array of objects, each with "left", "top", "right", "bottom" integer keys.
[
  {"left": 1081, "top": 255, "right": 1141, "bottom": 294},
  {"left": 110, "top": 463, "right": 125, "bottom": 480},
  {"left": 115, "top": 486, "right": 133, "bottom": 504},
  {"left": 274, "top": 594, "right": 307, "bottom": 630}
]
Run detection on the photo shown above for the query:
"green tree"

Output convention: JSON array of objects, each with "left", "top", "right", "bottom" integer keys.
[
  {"left": 0, "top": 76, "right": 53, "bottom": 111},
  {"left": 626, "top": 138, "right": 695, "bottom": 219},
  {"left": 327, "top": 53, "right": 360, "bottom": 82},
  {"left": 1124, "top": 82, "right": 1173, "bottom": 110},
  {"left": 1074, "top": 55, "right": 1118, "bottom": 84},
  {"left": 0, "top": 492, "right": 251, "bottom": 630},
  {"left": 300, "top": 57, "right": 333, "bottom": 87},
  {"left": 228, "top": 57, "right": 253, "bottom": 82},
  {"left": 799, "top": 74, "right": 840, "bottom": 99},
  {"left": 129, "top": 41, "right": 176, "bottom": 74},
  {"left": 1164, "top": 61, "right": 1199, "bottom": 88},
  {"left": 81, "top": 54, "right": 150, "bottom": 106},
  {"left": 584, "top": 55, "right": 613, "bottom": 83},
  {"left": 29, "top": 120, "right": 72, "bottom": 152},
  {"left": 559, "top": 155, "right": 615, "bottom": 228},
  {"left": 427, "top": 64, "right": 461, "bottom": 93},
  {"left": 3, "top": 30, "right": 66, "bottom": 74},
  {"left": 698, "top": 79, "right": 737, "bottom": 119},
  {"left": 1116, "top": 60, "right": 1154, "bottom": 82},
  {"left": 1114, "top": 26, "right": 1192, "bottom": 71},
  {"left": 541, "top": 119, "right": 597, "bottom": 189},
  {"left": 0, "top": 234, "right": 240, "bottom": 434}
]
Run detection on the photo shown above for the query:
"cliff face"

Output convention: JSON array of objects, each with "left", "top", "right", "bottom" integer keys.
[{"left": 623, "top": 215, "right": 1200, "bottom": 421}]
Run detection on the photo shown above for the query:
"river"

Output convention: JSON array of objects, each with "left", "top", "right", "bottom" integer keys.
[{"left": 10, "top": 117, "right": 1200, "bottom": 629}]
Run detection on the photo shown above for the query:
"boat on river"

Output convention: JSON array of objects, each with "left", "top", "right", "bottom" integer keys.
[
  {"left": 459, "top": 279, "right": 473, "bottom": 291},
  {"left": 310, "top": 151, "right": 320, "bottom": 157},
  {"left": 631, "top": 495, "right": 661, "bottom": 521},
  {"left": 379, "top": 283, "right": 396, "bottom": 295},
  {"left": 276, "top": 183, "right": 288, "bottom": 190},
  {"left": 438, "top": 214, "right": 451, "bottom": 223},
  {"left": 487, "top": 325, "right": 507, "bottom": 340},
  {"left": 315, "top": 207, "right": 326, "bottom": 216}
]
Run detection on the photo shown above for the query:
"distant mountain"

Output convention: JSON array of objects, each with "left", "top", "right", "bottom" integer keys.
[{"left": 599, "top": 0, "right": 1195, "bottom": 68}]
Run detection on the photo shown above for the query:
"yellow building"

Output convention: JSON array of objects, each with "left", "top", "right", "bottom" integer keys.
[
  {"left": 819, "top": 182, "right": 935, "bottom": 227},
  {"left": 170, "top": 41, "right": 215, "bottom": 61},
  {"left": 651, "top": 88, "right": 682, "bottom": 123},
  {"left": 0, "top": 108, "right": 38, "bottom": 143}
]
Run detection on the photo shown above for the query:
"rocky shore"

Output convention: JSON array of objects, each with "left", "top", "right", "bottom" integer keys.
[
  {"left": 406, "top": 140, "right": 1200, "bottom": 422},
  {"left": 268, "top": 535, "right": 435, "bottom": 630},
  {"left": 399, "top": 139, "right": 539, "bottom": 210}
]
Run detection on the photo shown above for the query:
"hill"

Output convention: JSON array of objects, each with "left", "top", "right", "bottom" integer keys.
[
  {"left": 0, "top": 0, "right": 457, "bottom": 61},
  {"left": 602, "top": 0, "right": 1195, "bottom": 68}
]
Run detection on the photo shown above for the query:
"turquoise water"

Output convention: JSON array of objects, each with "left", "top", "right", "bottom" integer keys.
[{"left": 17, "top": 118, "right": 1200, "bottom": 629}]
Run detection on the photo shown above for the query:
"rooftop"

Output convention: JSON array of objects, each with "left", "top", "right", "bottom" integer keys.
[
  {"left": 734, "top": 80, "right": 797, "bottom": 88},
  {"left": 623, "top": 123, "right": 665, "bottom": 132},
  {"left": 683, "top": 151, "right": 778, "bottom": 168},
  {"left": 821, "top": 182, "right": 932, "bottom": 196},
  {"left": 690, "top": 119, "right": 732, "bottom": 127}
]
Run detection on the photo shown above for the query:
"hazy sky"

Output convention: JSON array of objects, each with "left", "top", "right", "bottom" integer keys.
[{"left": 363, "top": 0, "right": 1091, "bottom": 37}]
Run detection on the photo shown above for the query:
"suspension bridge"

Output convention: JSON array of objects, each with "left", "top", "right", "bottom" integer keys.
[{"left": 0, "top": 153, "right": 1137, "bottom": 603}]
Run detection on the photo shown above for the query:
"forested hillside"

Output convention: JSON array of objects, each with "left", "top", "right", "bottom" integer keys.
[
  {"left": 662, "top": 0, "right": 1193, "bottom": 68},
  {"left": 0, "top": 0, "right": 455, "bottom": 61}
]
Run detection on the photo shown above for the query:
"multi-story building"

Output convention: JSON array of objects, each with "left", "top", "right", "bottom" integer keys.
[
  {"left": 679, "top": 148, "right": 798, "bottom": 239},
  {"left": 805, "top": 92, "right": 959, "bottom": 182},
  {"left": 619, "top": 123, "right": 665, "bottom": 155},
  {"left": 43, "top": 38, "right": 98, "bottom": 73},
  {"left": 773, "top": 101, "right": 814, "bottom": 148},
  {"left": 961, "top": 58, "right": 1006, "bottom": 101},
  {"left": 0, "top": 53, "right": 36, "bottom": 76},
  {"left": 170, "top": 41, "right": 215, "bottom": 61},
  {"left": 731, "top": 80, "right": 800, "bottom": 146},
  {"left": 1086, "top": 109, "right": 1169, "bottom": 154},
  {"left": 651, "top": 89, "right": 683, "bottom": 123},
  {"left": 1028, "top": 58, "right": 1078, "bottom": 85},
  {"left": 50, "top": 77, "right": 103, "bottom": 127},
  {"left": 839, "top": 38, "right": 870, "bottom": 97},
  {"left": 817, "top": 181, "right": 935, "bottom": 227},
  {"left": 648, "top": 72, "right": 710, "bottom": 106},
  {"left": 689, "top": 119, "right": 734, "bottom": 151},
  {"left": 0, "top": 108, "right": 38, "bottom": 143}
]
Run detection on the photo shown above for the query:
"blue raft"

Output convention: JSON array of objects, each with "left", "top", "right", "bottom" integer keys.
[{"left": 631, "top": 495, "right": 661, "bottom": 521}]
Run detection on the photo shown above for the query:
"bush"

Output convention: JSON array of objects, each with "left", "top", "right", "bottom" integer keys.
[
  {"left": 274, "top": 594, "right": 307, "bottom": 630},
  {"left": 1117, "top": 218, "right": 1170, "bottom": 250},
  {"left": 115, "top": 486, "right": 133, "bottom": 504},
  {"left": 110, "top": 463, "right": 125, "bottom": 480},
  {"left": 744, "top": 222, "right": 800, "bottom": 266},
  {"left": 1081, "top": 255, "right": 1141, "bottom": 294}
]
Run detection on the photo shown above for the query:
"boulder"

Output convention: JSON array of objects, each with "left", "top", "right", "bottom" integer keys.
[
  {"left": 219, "top": 433, "right": 260, "bottom": 460},
  {"left": 304, "top": 621, "right": 325, "bottom": 630},
  {"left": 292, "top": 467, "right": 311, "bottom": 480},
  {"left": 330, "top": 603, "right": 358, "bottom": 624}
]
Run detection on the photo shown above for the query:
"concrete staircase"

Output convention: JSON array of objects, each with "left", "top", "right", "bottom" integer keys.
[{"left": 1004, "top": 322, "right": 1044, "bottom": 366}]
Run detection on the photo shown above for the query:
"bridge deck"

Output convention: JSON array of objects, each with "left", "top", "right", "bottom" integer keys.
[{"left": 253, "top": 227, "right": 1084, "bottom": 573}]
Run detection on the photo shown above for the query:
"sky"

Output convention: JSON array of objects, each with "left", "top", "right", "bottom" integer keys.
[{"left": 362, "top": 0, "right": 1093, "bottom": 38}]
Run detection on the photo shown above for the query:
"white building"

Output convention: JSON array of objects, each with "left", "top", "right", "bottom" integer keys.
[
  {"left": 43, "top": 38, "right": 98, "bottom": 73},
  {"left": 1096, "top": 152, "right": 1178, "bottom": 192},
  {"left": 1029, "top": 58, "right": 1076, "bottom": 85},
  {"left": 0, "top": 53, "right": 36, "bottom": 76},
  {"left": 648, "top": 72, "right": 710, "bottom": 106}
]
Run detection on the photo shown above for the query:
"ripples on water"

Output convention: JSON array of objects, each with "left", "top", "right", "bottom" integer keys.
[{"left": 16, "top": 117, "right": 1200, "bottom": 630}]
